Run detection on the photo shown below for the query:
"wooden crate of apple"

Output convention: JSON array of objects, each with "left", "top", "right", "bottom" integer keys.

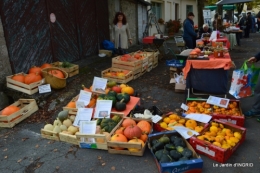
[
  {"left": 107, "top": 118, "right": 152, "bottom": 156},
  {"left": 154, "top": 113, "right": 207, "bottom": 134}
]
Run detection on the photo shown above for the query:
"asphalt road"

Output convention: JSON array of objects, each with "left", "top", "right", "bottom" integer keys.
[{"left": 1, "top": 33, "right": 260, "bottom": 173}]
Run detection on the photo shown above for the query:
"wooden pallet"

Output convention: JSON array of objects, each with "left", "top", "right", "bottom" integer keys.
[
  {"left": 0, "top": 99, "right": 39, "bottom": 128},
  {"left": 41, "top": 129, "right": 60, "bottom": 141},
  {"left": 6, "top": 73, "right": 45, "bottom": 95},
  {"left": 101, "top": 67, "right": 134, "bottom": 83},
  {"left": 51, "top": 62, "right": 79, "bottom": 77}
]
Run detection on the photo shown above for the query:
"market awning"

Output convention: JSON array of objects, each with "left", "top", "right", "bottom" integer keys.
[
  {"left": 216, "top": 0, "right": 253, "bottom": 5},
  {"left": 205, "top": 5, "right": 237, "bottom": 11}
]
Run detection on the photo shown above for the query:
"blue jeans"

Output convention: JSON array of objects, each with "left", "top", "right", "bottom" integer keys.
[{"left": 183, "top": 38, "right": 195, "bottom": 49}]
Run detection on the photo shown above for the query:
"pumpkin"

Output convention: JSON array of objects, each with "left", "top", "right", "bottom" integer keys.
[
  {"left": 24, "top": 73, "right": 42, "bottom": 84},
  {"left": 85, "top": 98, "right": 96, "bottom": 108},
  {"left": 137, "top": 120, "right": 151, "bottom": 134},
  {"left": 120, "top": 84, "right": 127, "bottom": 88},
  {"left": 115, "top": 127, "right": 125, "bottom": 135},
  {"left": 121, "top": 86, "right": 134, "bottom": 95},
  {"left": 139, "top": 132, "right": 148, "bottom": 143},
  {"left": 100, "top": 119, "right": 117, "bottom": 133},
  {"left": 128, "top": 138, "right": 145, "bottom": 152},
  {"left": 11, "top": 74, "right": 25, "bottom": 83},
  {"left": 48, "top": 69, "right": 65, "bottom": 78},
  {"left": 134, "top": 53, "right": 143, "bottom": 59},
  {"left": 116, "top": 93, "right": 130, "bottom": 103},
  {"left": 96, "top": 130, "right": 111, "bottom": 143},
  {"left": 66, "top": 98, "right": 77, "bottom": 108},
  {"left": 29, "top": 66, "right": 42, "bottom": 76},
  {"left": 40, "top": 63, "right": 52, "bottom": 69},
  {"left": 123, "top": 125, "right": 142, "bottom": 140},
  {"left": 185, "top": 119, "right": 197, "bottom": 129},
  {"left": 110, "top": 134, "right": 128, "bottom": 150},
  {"left": 122, "top": 118, "right": 136, "bottom": 128},
  {"left": 115, "top": 99, "right": 126, "bottom": 111},
  {"left": 1, "top": 105, "right": 20, "bottom": 115}
]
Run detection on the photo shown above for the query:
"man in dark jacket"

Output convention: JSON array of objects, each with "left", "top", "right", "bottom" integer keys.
[
  {"left": 198, "top": 24, "right": 212, "bottom": 38},
  {"left": 244, "top": 11, "right": 260, "bottom": 119},
  {"left": 245, "top": 12, "right": 252, "bottom": 38},
  {"left": 183, "top": 12, "right": 197, "bottom": 49},
  {"left": 238, "top": 14, "right": 245, "bottom": 38}
]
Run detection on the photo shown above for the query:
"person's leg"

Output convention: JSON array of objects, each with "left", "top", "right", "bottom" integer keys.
[
  {"left": 244, "top": 74, "right": 260, "bottom": 116},
  {"left": 236, "top": 33, "right": 240, "bottom": 46},
  {"left": 183, "top": 38, "right": 193, "bottom": 49}
]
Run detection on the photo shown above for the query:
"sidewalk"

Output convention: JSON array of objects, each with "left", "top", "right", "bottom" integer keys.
[{"left": 1, "top": 33, "right": 260, "bottom": 173}]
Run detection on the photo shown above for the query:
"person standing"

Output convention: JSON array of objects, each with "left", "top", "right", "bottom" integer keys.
[
  {"left": 238, "top": 14, "right": 245, "bottom": 38},
  {"left": 245, "top": 12, "right": 252, "bottom": 38},
  {"left": 183, "top": 12, "right": 197, "bottom": 49},
  {"left": 111, "top": 12, "right": 132, "bottom": 54}
]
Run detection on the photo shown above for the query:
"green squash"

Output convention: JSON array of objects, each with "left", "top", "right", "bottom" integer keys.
[
  {"left": 115, "top": 99, "right": 126, "bottom": 111},
  {"left": 111, "top": 115, "right": 122, "bottom": 124},
  {"left": 97, "top": 94, "right": 106, "bottom": 100},
  {"left": 100, "top": 118, "right": 117, "bottom": 133},
  {"left": 158, "top": 135, "right": 170, "bottom": 144},
  {"left": 108, "top": 91, "right": 117, "bottom": 97},
  {"left": 116, "top": 93, "right": 130, "bottom": 103},
  {"left": 58, "top": 110, "right": 69, "bottom": 122},
  {"left": 96, "top": 118, "right": 102, "bottom": 125},
  {"left": 105, "top": 95, "right": 117, "bottom": 107}
]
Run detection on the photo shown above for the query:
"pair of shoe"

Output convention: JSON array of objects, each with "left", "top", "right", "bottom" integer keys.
[{"left": 244, "top": 110, "right": 260, "bottom": 117}]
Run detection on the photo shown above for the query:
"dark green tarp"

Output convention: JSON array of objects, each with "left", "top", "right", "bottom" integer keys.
[{"left": 205, "top": 5, "right": 236, "bottom": 11}]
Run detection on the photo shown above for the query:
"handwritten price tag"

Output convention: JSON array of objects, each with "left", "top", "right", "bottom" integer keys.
[
  {"left": 151, "top": 115, "right": 162, "bottom": 123},
  {"left": 181, "top": 103, "right": 189, "bottom": 111},
  {"left": 38, "top": 84, "right": 51, "bottom": 94}
]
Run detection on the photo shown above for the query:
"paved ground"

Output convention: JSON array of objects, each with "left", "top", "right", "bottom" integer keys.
[{"left": 1, "top": 33, "right": 260, "bottom": 173}]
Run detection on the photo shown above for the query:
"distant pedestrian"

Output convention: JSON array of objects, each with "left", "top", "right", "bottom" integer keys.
[
  {"left": 238, "top": 14, "right": 245, "bottom": 38},
  {"left": 245, "top": 12, "right": 252, "bottom": 38},
  {"left": 183, "top": 12, "right": 197, "bottom": 49}
]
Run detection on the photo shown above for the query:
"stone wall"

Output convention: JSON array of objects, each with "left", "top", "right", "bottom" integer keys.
[{"left": 0, "top": 16, "right": 12, "bottom": 90}]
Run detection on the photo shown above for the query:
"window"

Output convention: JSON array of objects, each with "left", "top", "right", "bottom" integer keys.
[
  {"left": 151, "top": 2, "right": 162, "bottom": 21},
  {"left": 186, "top": 5, "right": 193, "bottom": 15}
]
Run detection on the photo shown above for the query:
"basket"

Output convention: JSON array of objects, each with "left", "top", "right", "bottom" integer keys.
[{"left": 41, "top": 67, "right": 68, "bottom": 89}]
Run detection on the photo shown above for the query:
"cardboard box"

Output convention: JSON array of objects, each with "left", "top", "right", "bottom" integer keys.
[
  {"left": 148, "top": 131, "right": 203, "bottom": 173},
  {"left": 101, "top": 67, "right": 134, "bottom": 84},
  {"left": 51, "top": 62, "right": 79, "bottom": 77},
  {"left": 107, "top": 117, "right": 152, "bottom": 156},
  {"left": 189, "top": 119, "right": 246, "bottom": 163},
  {"left": 6, "top": 73, "right": 45, "bottom": 95},
  {"left": 175, "top": 83, "right": 186, "bottom": 92},
  {"left": 0, "top": 99, "right": 39, "bottom": 128},
  {"left": 183, "top": 98, "right": 245, "bottom": 127}
]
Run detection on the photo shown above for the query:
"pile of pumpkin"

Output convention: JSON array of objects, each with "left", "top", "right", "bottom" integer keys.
[
  {"left": 0, "top": 105, "right": 21, "bottom": 123},
  {"left": 109, "top": 118, "right": 152, "bottom": 152},
  {"left": 196, "top": 121, "right": 242, "bottom": 150},
  {"left": 10, "top": 63, "right": 65, "bottom": 85},
  {"left": 158, "top": 113, "right": 205, "bottom": 133},
  {"left": 66, "top": 81, "right": 135, "bottom": 112},
  {"left": 120, "top": 51, "right": 146, "bottom": 62}
]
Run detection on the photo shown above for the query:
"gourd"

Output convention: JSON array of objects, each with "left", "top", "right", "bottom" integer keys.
[
  {"left": 139, "top": 132, "right": 148, "bottom": 143},
  {"left": 137, "top": 120, "right": 151, "bottom": 134},
  {"left": 123, "top": 125, "right": 142, "bottom": 140},
  {"left": 121, "top": 118, "right": 136, "bottom": 128},
  {"left": 68, "top": 126, "right": 78, "bottom": 135},
  {"left": 40, "top": 63, "right": 52, "bottom": 69},
  {"left": 48, "top": 69, "right": 65, "bottom": 78},
  {"left": 116, "top": 93, "right": 130, "bottom": 103},
  {"left": 24, "top": 73, "right": 42, "bottom": 84},
  {"left": 29, "top": 66, "right": 42, "bottom": 76},
  {"left": 115, "top": 127, "right": 125, "bottom": 135},
  {"left": 63, "top": 119, "right": 72, "bottom": 127},
  {"left": 110, "top": 134, "right": 128, "bottom": 150},
  {"left": 60, "top": 124, "right": 67, "bottom": 131},
  {"left": 100, "top": 119, "right": 117, "bottom": 133},
  {"left": 128, "top": 138, "right": 145, "bottom": 152},
  {"left": 1, "top": 105, "right": 20, "bottom": 115},
  {"left": 58, "top": 110, "right": 69, "bottom": 122},
  {"left": 11, "top": 74, "right": 25, "bottom": 83},
  {"left": 53, "top": 126, "right": 61, "bottom": 133},
  {"left": 96, "top": 130, "right": 111, "bottom": 143},
  {"left": 121, "top": 86, "right": 134, "bottom": 95},
  {"left": 111, "top": 115, "right": 122, "bottom": 124},
  {"left": 44, "top": 124, "right": 54, "bottom": 131},
  {"left": 115, "top": 99, "right": 126, "bottom": 111},
  {"left": 53, "top": 119, "right": 62, "bottom": 127},
  {"left": 69, "top": 115, "right": 76, "bottom": 122}
]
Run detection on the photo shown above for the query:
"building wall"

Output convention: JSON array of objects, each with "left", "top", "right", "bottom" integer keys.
[{"left": 0, "top": 16, "right": 12, "bottom": 90}]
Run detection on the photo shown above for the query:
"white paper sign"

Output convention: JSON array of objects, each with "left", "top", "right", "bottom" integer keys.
[
  {"left": 174, "top": 126, "right": 199, "bottom": 139},
  {"left": 77, "top": 90, "right": 92, "bottom": 107},
  {"left": 92, "top": 77, "right": 107, "bottom": 93},
  {"left": 94, "top": 100, "right": 113, "bottom": 118},
  {"left": 206, "top": 96, "right": 230, "bottom": 108},
  {"left": 76, "top": 101, "right": 85, "bottom": 108},
  {"left": 181, "top": 103, "right": 189, "bottom": 111},
  {"left": 185, "top": 113, "right": 212, "bottom": 123},
  {"left": 73, "top": 108, "right": 93, "bottom": 127},
  {"left": 203, "top": 10, "right": 211, "bottom": 18},
  {"left": 151, "top": 115, "right": 162, "bottom": 123},
  {"left": 79, "top": 120, "right": 96, "bottom": 143},
  {"left": 38, "top": 84, "right": 51, "bottom": 93}
]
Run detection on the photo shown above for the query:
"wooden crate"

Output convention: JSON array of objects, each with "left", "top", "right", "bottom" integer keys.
[
  {"left": 132, "top": 68, "right": 142, "bottom": 80},
  {"left": 107, "top": 117, "right": 152, "bottom": 156},
  {"left": 76, "top": 113, "right": 124, "bottom": 150},
  {"left": 51, "top": 62, "right": 79, "bottom": 77},
  {"left": 41, "top": 129, "right": 60, "bottom": 141},
  {"left": 112, "top": 55, "right": 143, "bottom": 71},
  {"left": 99, "top": 49, "right": 112, "bottom": 57},
  {"left": 59, "top": 132, "right": 78, "bottom": 145},
  {"left": 6, "top": 73, "right": 45, "bottom": 95},
  {"left": 101, "top": 67, "right": 133, "bottom": 83},
  {"left": 0, "top": 99, "right": 39, "bottom": 128}
]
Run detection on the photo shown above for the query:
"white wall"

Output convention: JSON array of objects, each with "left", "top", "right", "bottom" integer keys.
[{"left": 180, "top": 0, "right": 198, "bottom": 25}]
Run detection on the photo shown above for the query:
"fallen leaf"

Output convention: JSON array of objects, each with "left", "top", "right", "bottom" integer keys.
[
  {"left": 153, "top": 100, "right": 158, "bottom": 103},
  {"left": 4, "top": 136, "right": 8, "bottom": 138},
  {"left": 102, "top": 163, "right": 106, "bottom": 166},
  {"left": 111, "top": 166, "right": 116, "bottom": 170},
  {"left": 35, "top": 144, "right": 39, "bottom": 148},
  {"left": 3, "top": 148, "right": 7, "bottom": 151},
  {"left": 97, "top": 156, "right": 102, "bottom": 160},
  {"left": 53, "top": 149, "right": 58, "bottom": 152},
  {"left": 22, "top": 137, "right": 29, "bottom": 141},
  {"left": 17, "top": 159, "right": 22, "bottom": 163},
  {"left": 56, "top": 166, "right": 59, "bottom": 170},
  {"left": 147, "top": 96, "right": 151, "bottom": 99},
  {"left": 4, "top": 156, "right": 8, "bottom": 159},
  {"left": 68, "top": 148, "right": 73, "bottom": 152}
]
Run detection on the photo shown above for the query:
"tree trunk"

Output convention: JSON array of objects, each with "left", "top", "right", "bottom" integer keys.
[
  {"left": 237, "top": 3, "right": 244, "bottom": 15},
  {"left": 198, "top": 0, "right": 205, "bottom": 27},
  {"left": 217, "top": 5, "right": 223, "bottom": 16}
]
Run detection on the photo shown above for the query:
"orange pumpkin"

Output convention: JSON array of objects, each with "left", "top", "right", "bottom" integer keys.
[
  {"left": 139, "top": 132, "right": 148, "bottom": 143},
  {"left": 137, "top": 120, "right": 151, "bottom": 134},
  {"left": 121, "top": 86, "right": 134, "bottom": 95},
  {"left": 185, "top": 119, "right": 197, "bottom": 129},
  {"left": 128, "top": 138, "right": 145, "bottom": 152},
  {"left": 29, "top": 66, "right": 42, "bottom": 76},
  {"left": 40, "top": 63, "right": 52, "bottom": 69},
  {"left": 48, "top": 69, "right": 65, "bottom": 78},
  {"left": 121, "top": 118, "right": 136, "bottom": 128},
  {"left": 66, "top": 99, "right": 76, "bottom": 108},
  {"left": 85, "top": 98, "right": 96, "bottom": 108},
  {"left": 123, "top": 125, "right": 142, "bottom": 140},
  {"left": 110, "top": 134, "right": 128, "bottom": 150},
  {"left": 24, "top": 73, "right": 42, "bottom": 84},
  {"left": 115, "top": 127, "right": 125, "bottom": 135},
  {"left": 11, "top": 74, "right": 25, "bottom": 83},
  {"left": 1, "top": 105, "right": 20, "bottom": 115}
]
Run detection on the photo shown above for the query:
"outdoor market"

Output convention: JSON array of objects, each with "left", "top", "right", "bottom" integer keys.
[{"left": 1, "top": 0, "right": 260, "bottom": 173}]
